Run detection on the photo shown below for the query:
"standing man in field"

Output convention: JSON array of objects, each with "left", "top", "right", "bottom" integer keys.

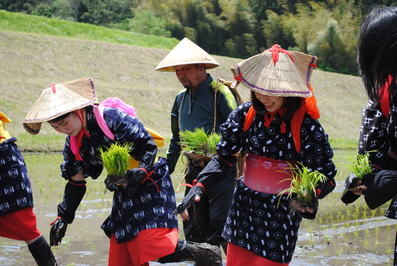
[{"left": 155, "top": 37, "right": 238, "bottom": 264}]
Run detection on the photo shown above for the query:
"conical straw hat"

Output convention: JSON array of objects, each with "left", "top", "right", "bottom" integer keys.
[
  {"left": 231, "top": 44, "right": 317, "bottom": 98},
  {"left": 155, "top": 37, "right": 220, "bottom": 72},
  {"left": 23, "top": 78, "right": 98, "bottom": 135}
]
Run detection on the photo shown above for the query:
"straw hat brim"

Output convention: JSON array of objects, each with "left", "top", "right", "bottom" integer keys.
[
  {"left": 231, "top": 49, "right": 317, "bottom": 98},
  {"left": 23, "top": 78, "right": 98, "bottom": 135},
  {"left": 155, "top": 37, "right": 220, "bottom": 72}
]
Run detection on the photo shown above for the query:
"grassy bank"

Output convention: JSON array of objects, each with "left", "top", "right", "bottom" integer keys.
[
  {"left": 0, "top": 11, "right": 367, "bottom": 153},
  {"left": 0, "top": 10, "right": 179, "bottom": 49}
]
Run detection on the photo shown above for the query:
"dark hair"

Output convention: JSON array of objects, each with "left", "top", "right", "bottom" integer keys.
[
  {"left": 195, "top": 63, "right": 206, "bottom": 70},
  {"left": 251, "top": 91, "right": 303, "bottom": 120},
  {"left": 358, "top": 6, "right": 397, "bottom": 102},
  {"left": 48, "top": 112, "right": 72, "bottom": 123}
]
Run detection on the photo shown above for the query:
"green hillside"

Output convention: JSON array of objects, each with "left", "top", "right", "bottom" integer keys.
[{"left": 0, "top": 11, "right": 368, "bottom": 153}]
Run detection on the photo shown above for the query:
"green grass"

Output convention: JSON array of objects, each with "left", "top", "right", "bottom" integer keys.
[
  {"left": 0, "top": 10, "right": 179, "bottom": 49},
  {"left": 329, "top": 138, "right": 359, "bottom": 151},
  {"left": 0, "top": 10, "right": 368, "bottom": 154}
]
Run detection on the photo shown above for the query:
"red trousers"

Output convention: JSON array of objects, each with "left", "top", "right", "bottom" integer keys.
[
  {"left": 0, "top": 207, "right": 41, "bottom": 241},
  {"left": 226, "top": 243, "right": 290, "bottom": 266},
  {"left": 108, "top": 228, "right": 178, "bottom": 266}
]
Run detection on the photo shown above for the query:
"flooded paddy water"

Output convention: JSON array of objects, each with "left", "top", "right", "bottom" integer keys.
[{"left": 1, "top": 151, "right": 396, "bottom": 266}]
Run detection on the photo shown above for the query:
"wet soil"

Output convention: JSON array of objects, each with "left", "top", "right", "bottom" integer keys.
[{"left": 1, "top": 152, "right": 396, "bottom": 265}]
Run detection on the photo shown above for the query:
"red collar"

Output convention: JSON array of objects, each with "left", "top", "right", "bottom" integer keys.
[{"left": 73, "top": 110, "right": 90, "bottom": 161}]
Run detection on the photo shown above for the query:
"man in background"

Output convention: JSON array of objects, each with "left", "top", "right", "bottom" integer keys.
[{"left": 156, "top": 37, "right": 238, "bottom": 265}]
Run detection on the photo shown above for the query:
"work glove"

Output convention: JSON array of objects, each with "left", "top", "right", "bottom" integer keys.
[
  {"left": 341, "top": 173, "right": 362, "bottom": 205},
  {"left": 50, "top": 180, "right": 86, "bottom": 246},
  {"left": 126, "top": 167, "right": 147, "bottom": 197},
  {"left": 104, "top": 175, "right": 127, "bottom": 192},
  {"left": 289, "top": 190, "right": 318, "bottom": 220},
  {"left": 176, "top": 184, "right": 205, "bottom": 214},
  {"left": 49, "top": 217, "right": 68, "bottom": 246}
]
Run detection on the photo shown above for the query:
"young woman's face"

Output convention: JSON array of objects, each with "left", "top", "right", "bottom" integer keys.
[
  {"left": 48, "top": 113, "right": 82, "bottom": 136},
  {"left": 255, "top": 92, "right": 285, "bottom": 112}
]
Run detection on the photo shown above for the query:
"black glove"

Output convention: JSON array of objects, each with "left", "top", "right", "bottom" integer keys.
[
  {"left": 126, "top": 167, "right": 148, "bottom": 197},
  {"left": 104, "top": 175, "right": 127, "bottom": 192},
  {"left": 341, "top": 173, "right": 362, "bottom": 205},
  {"left": 57, "top": 180, "right": 87, "bottom": 223},
  {"left": 50, "top": 180, "right": 86, "bottom": 246},
  {"left": 176, "top": 184, "right": 205, "bottom": 214},
  {"left": 49, "top": 217, "right": 68, "bottom": 246},
  {"left": 105, "top": 176, "right": 119, "bottom": 192},
  {"left": 289, "top": 191, "right": 318, "bottom": 220}
]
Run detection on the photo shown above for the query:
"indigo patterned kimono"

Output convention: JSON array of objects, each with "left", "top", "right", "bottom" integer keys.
[
  {"left": 60, "top": 106, "right": 178, "bottom": 243},
  {"left": 217, "top": 101, "right": 337, "bottom": 263}
]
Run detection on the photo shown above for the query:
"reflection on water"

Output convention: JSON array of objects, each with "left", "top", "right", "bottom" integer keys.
[{"left": 1, "top": 151, "right": 396, "bottom": 265}]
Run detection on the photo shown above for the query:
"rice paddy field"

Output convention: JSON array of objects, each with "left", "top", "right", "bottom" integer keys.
[
  {"left": 0, "top": 9, "right": 384, "bottom": 266},
  {"left": 1, "top": 150, "right": 396, "bottom": 266}
]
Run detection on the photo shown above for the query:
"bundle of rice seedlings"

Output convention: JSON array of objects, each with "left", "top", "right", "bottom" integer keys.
[
  {"left": 278, "top": 162, "right": 327, "bottom": 211},
  {"left": 206, "top": 132, "right": 221, "bottom": 155},
  {"left": 346, "top": 152, "right": 372, "bottom": 179},
  {"left": 99, "top": 142, "right": 133, "bottom": 190},
  {"left": 179, "top": 128, "right": 220, "bottom": 166}
]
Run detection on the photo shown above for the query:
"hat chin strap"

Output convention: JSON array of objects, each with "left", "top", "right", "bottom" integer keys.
[
  {"left": 291, "top": 83, "right": 320, "bottom": 154},
  {"left": 264, "top": 106, "right": 286, "bottom": 133},
  {"left": 73, "top": 109, "right": 90, "bottom": 161}
]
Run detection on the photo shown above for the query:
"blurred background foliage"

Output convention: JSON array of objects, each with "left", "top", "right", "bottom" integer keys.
[{"left": 2, "top": 0, "right": 397, "bottom": 75}]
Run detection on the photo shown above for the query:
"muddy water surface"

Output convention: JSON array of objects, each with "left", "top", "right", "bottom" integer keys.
[{"left": 1, "top": 151, "right": 396, "bottom": 265}]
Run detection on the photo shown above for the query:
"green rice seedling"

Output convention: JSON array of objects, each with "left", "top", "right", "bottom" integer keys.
[
  {"left": 99, "top": 142, "right": 133, "bottom": 190},
  {"left": 206, "top": 132, "right": 221, "bottom": 155},
  {"left": 354, "top": 228, "right": 359, "bottom": 239},
  {"left": 179, "top": 127, "right": 215, "bottom": 155},
  {"left": 179, "top": 128, "right": 220, "bottom": 167},
  {"left": 346, "top": 152, "right": 372, "bottom": 179},
  {"left": 278, "top": 162, "right": 328, "bottom": 210},
  {"left": 84, "top": 241, "right": 96, "bottom": 251},
  {"left": 99, "top": 142, "right": 132, "bottom": 177}
]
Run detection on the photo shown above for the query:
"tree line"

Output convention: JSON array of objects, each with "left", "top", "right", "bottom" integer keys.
[{"left": 2, "top": 0, "right": 397, "bottom": 75}]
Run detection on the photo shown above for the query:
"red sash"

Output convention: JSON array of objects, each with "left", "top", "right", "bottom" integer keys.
[{"left": 242, "top": 153, "right": 295, "bottom": 194}]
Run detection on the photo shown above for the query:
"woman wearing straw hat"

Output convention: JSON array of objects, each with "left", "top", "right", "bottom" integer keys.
[
  {"left": 176, "top": 45, "right": 337, "bottom": 265},
  {"left": 155, "top": 37, "right": 238, "bottom": 263},
  {"left": 0, "top": 111, "right": 57, "bottom": 266},
  {"left": 23, "top": 78, "right": 182, "bottom": 266}
]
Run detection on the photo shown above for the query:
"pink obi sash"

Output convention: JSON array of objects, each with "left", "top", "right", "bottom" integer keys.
[{"left": 242, "top": 153, "right": 295, "bottom": 194}]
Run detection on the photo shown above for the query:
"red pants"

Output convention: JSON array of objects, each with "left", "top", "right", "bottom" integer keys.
[
  {"left": 108, "top": 228, "right": 178, "bottom": 266},
  {"left": 0, "top": 207, "right": 41, "bottom": 241},
  {"left": 226, "top": 243, "right": 290, "bottom": 266}
]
